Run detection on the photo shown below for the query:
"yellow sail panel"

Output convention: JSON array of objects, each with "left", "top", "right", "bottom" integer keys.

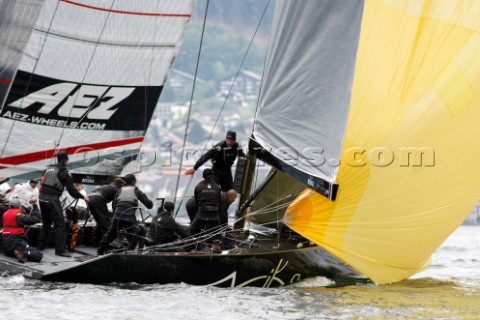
[{"left": 284, "top": 0, "right": 480, "bottom": 284}]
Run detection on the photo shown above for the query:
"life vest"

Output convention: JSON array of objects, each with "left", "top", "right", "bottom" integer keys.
[
  {"left": 2, "top": 208, "right": 24, "bottom": 236},
  {"left": 40, "top": 164, "right": 65, "bottom": 195},
  {"left": 115, "top": 186, "right": 138, "bottom": 216}
]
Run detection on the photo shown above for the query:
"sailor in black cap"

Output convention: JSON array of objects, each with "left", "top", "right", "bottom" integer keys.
[
  {"left": 87, "top": 177, "right": 125, "bottom": 246},
  {"left": 38, "top": 151, "right": 89, "bottom": 257},
  {"left": 189, "top": 168, "right": 222, "bottom": 239},
  {"left": 97, "top": 173, "right": 153, "bottom": 255},
  {"left": 148, "top": 201, "right": 189, "bottom": 245},
  {"left": 184, "top": 130, "right": 245, "bottom": 191}
]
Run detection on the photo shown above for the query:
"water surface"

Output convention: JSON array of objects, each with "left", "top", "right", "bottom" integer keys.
[{"left": 1, "top": 226, "right": 479, "bottom": 319}]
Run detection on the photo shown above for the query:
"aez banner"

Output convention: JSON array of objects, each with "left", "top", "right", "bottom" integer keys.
[{"left": 1, "top": 70, "right": 162, "bottom": 131}]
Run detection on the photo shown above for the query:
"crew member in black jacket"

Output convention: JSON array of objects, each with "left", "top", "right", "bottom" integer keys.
[
  {"left": 189, "top": 168, "right": 222, "bottom": 236},
  {"left": 88, "top": 177, "right": 125, "bottom": 246},
  {"left": 149, "top": 202, "right": 189, "bottom": 245},
  {"left": 184, "top": 130, "right": 245, "bottom": 191},
  {"left": 186, "top": 188, "right": 237, "bottom": 226},
  {"left": 2, "top": 197, "right": 43, "bottom": 263},
  {"left": 38, "top": 151, "right": 89, "bottom": 257},
  {"left": 97, "top": 174, "right": 153, "bottom": 255}
]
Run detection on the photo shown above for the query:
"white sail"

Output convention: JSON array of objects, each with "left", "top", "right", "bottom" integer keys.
[
  {"left": 252, "top": 0, "right": 364, "bottom": 200},
  {"left": 0, "top": 0, "right": 45, "bottom": 111},
  {"left": 0, "top": 0, "right": 196, "bottom": 183}
]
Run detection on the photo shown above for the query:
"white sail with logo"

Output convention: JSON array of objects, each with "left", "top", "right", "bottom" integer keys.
[{"left": 0, "top": 0, "right": 196, "bottom": 183}]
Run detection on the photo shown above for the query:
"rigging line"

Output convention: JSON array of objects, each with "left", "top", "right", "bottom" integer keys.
[
  {"left": 148, "top": 224, "right": 230, "bottom": 249},
  {"left": 172, "top": 0, "right": 271, "bottom": 218},
  {"left": 252, "top": 201, "right": 293, "bottom": 215},
  {"left": 202, "top": 0, "right": 272, "bottom": 150},
  {"left": 0, "top": 0, "right": 62, "bottom": 160},
  {"left": 55, "top": 0, "right": 117, "bottom": 144},
  {"left": 173, "top": 0, "right": 210, "bottom": 217}
]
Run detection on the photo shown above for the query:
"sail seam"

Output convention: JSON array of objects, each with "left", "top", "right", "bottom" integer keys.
[
  {"left": 32, "top": 28, "right": 176, "bottom": 48},
  {"left": 60, "top": 0, "right": 192, "bottom": 17}
]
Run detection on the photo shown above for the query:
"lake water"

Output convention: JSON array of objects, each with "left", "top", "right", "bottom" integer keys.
[{"left": 1, "top": 225, "right": 479, "bottom": 320}]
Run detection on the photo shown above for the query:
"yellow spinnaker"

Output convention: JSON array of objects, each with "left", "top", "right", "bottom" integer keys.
[{"left": 284, "top": 0, "right": 480, "bottom": 284}]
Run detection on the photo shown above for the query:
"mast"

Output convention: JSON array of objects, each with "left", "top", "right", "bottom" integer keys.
[{"left": 233, "top": 149, "right": 257, "bottom": 230}]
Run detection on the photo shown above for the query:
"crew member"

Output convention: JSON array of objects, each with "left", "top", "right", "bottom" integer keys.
[
  {"left": 184, "top": 130, "right": 245, "bottom": 191},
  {"left": 186, "top": 188, "right": 237, "bottom": 226},
  {"left": 2, "top": 198, "right": 43, "bottom": 263},
  {"left": 219, "top": 189, "right": 237, "bottom": 225},
  {"left": 189, "top": 168, "right": 222, "bottom": 236},
  {"left": 9, "top": 179, "right": 39, "bottom": 207},
  {"left": 38, "top": 151, "right": 89, "bottom": 257},
  {"left": 149, "top": 202, "right": 189, "bottom": 245},
  {"left": 97, "top": 174, "right": 153, "bottom": 255},
  {"left": 185, "top": 196, "right": 197, "bottom": 223},
  {"left": 88, "top": 177, "right": 125, "bottom": 247}
]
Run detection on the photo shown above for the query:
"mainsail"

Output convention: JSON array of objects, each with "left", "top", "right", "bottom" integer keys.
[
  {"left": 0, "top": 0, "right": 196, "bottom": 183},
  {"left": 257, "top": 0, "right": 480, "bottom": 284},
  {"left": 0, "top": 0, "right": 45, "bottom": 115},
  {"left": 252, "top": 0, "right": 364, "bottom": 200}
]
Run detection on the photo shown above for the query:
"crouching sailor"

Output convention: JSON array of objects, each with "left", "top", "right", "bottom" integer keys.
[
  {"left": 149, "top": 202, "right": 189, "bottom": 245},
  {"left": 97, "top": 174, "right": 153, "bottom": 255},
  {"left": 2, "top": 198, "right": 43, "bottom": 263}
]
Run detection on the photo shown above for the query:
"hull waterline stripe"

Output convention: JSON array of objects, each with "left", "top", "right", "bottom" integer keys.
[
  {"left": 0, "top": 136, "right": 144, "bottom": 169},
  {"left": 60, "top": 0, "right": 192, "bottom": 17},
  {"left": 0, "top": 79, "right": 12, "bottom": 84}
]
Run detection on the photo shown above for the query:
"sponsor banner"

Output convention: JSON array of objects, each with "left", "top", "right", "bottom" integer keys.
[
  {"left": 1, "top": 70, "right": 162, "bottom": 131},
  {"left": 71, "top": 173, "right": 118, "bottom": 186}
]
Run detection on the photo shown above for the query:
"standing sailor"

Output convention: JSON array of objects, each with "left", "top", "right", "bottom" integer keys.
[
  {"left": 219, "top": 189, "right": 237, "bottom": 225},
  {"left": 184, "top": 131, "right": 245, "bottom": 191},
  {"left": 189, "top": 168, "right": 222, "bottom": 236},
  {"left": 38, "top": 151, "right": 89, "bottom": 257},
  {"left": 97, "top": 174, "right": 153, "bottom": 255},
  {"left": 186, "top": 188, "right": 237, "bottom": 226}
]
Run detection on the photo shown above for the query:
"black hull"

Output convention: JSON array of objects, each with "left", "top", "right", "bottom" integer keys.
[
  {"left": 0, "top": 225, "right": 361, "bottom": 287},
  {"left": 40, "top": 247, "right": 357, "bottom": 287}
]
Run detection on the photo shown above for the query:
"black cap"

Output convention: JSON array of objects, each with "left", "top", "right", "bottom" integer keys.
[
  {"left": 123, "top": 174, "right": 136, "bottom": 185},
  {"left": 57, "top": 151, "right": 69, "bottom": 162},
  {"left": 226, "top": 130, "right": 236, "bottom": 140},
  {"left": 203, "top": 168, "right": 213, "bottom": 179},
  {"left": 164, "top": 201, "right": 174, "bottom": 212}
]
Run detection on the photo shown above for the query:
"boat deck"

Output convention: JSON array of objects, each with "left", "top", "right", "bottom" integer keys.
[{"left": 0, "top": 246, "right": 98, "bottom": 279}]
